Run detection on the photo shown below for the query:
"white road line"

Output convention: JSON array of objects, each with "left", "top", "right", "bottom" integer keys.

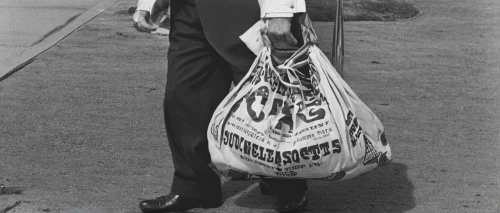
[{"left": 224, "top": 182, "right": 260, "bottom": 204}]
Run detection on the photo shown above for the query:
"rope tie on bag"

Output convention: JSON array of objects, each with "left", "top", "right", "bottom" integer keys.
[{"left": 275, "top": 62, "right": 308, "bottom": 144}]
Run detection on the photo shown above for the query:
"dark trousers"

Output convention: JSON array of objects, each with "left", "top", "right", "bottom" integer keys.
[{"left": 164, "top": 1, "right": 306, "bottom": 205}]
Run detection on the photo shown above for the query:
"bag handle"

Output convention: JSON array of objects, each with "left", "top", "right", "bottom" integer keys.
[
  {"left": 281, "top": 43, "right": 312, "bottom": 68},
  {"left": 281, "top": 13, "right": 318, "bottom": 68}
]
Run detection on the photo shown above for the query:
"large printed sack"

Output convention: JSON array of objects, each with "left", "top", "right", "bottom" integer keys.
[{"left": 208, "top": 17, "right": 392, "bottom": 181}]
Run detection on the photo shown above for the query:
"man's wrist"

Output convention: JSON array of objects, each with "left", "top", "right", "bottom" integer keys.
[{"left": 133, "top": 10, "right": 148, "bottom": 23}]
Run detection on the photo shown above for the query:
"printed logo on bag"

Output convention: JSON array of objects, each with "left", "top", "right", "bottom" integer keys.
[
  {"left": 221, "top": 128, "right": 341, "bottom": 164},
  {"left": 210, "top": 111, "right": 225, "bottom": 141},
  {"left": 268, "top": 98, "right": 326, "bottom": 134},
  {"left": 346, "top": 111, "right": 363, "bottom": 147},
  {"left": 245, "top": 86, "right": 269, "bottom": 122},
  {"left": 363, "top": 135, "right": 382, "bottom": 165},
  {"left": 377, "top": 152, "right": 390, "bottom": 166},
  {"left": 242, "top": 62, "right": 328, "bottom": 136},
  {"left": 309, "top": 61, "right": 326, "bottom": 100},
  {"left": 250, "top": 62, "right": 287, "bottom": 96},
  {"left": 380, "top": 132, "right": 388, "bottom": 146},
  {"left": 219, "top": 126, "right": 342, "bottom": 177}
]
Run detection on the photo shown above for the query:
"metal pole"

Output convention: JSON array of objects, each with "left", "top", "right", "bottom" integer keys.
[{"left": 332, "top": 0, "right": 345, "bottom": 77}]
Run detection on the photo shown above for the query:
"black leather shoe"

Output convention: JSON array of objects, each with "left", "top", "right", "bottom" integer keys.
[
  {"left": 139, "top": 193, "right": 217, "bottom": 213},
  {"left": 275, "top": 192, "right": 308, "bottom": 212},
  {"left": 259, "top": 180, "right": 276, "bottom": 196}
]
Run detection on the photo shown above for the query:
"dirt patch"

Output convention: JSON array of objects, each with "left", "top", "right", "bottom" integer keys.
[
  {"left": 308, "top": 0, "right": 420, "bottom": 21},
  {"left": 345, "top": 0, "right": 420, "bottom": 21},
  {"left": 0, "top": 185, "right": 24, "bottom": 196},
  {"left": 114, "top": 6, "right": 136, "bottom": 15}
]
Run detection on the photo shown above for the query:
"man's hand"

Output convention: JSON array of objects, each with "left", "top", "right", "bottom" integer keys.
[
  {"left": 133, "top": 10, "right": 156, "bottom": 32},
  {"left": 261, "top": 18, "right": 298, "bottom": 49},
  {"left": 261, "top": 17, "right": 299, "bottom": 65},
  {"left": 133, "top": 0, "right": 169, "bottom": 32}
]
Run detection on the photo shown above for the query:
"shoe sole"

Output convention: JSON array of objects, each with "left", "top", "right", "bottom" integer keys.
[
  {"left": 275, "top": 196, "right": 309, "bottom": 212},
  {"left": 276, "top": 203, "right": 308, "bottom": 213},
  {"left": 139, "top": 203, "right": 220, "bottom": 213}
]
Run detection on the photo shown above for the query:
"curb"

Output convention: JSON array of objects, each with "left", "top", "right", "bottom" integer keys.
[{"left": 0, "top": 0, "right": 120, "bottom": 81}]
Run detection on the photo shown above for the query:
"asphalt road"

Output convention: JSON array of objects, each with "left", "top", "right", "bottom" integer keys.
[{"left": 0, "top": 0, "right": 499, "bottom": 212}]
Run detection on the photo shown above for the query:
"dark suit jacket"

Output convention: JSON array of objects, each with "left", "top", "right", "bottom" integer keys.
[
  {"left": 169, "top": 0, "right": 309, "bottom": 74},
  {"left": 170, "top": 0, "right": 261, "bottom": 74}
]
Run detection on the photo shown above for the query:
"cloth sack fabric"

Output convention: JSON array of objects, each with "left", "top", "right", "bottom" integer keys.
[{"left": 208, "top": 18, "right": 391, "bottom": 181}]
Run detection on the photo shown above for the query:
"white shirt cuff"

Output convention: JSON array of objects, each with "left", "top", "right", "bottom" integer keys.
[
  {"left": 136, "top": 0, "right": 156, "bottom": 13},
  {"left": 264, "top": 13, "right": 294, "bottom": 18},
  {"left": 240, "top": 20, "right": 267, "bottom": 55},
  {"left": 258, "top": 0, "right": 306, "bottom": 18}
]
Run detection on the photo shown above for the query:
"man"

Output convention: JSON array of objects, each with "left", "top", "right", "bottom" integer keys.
[{"left": 133, "top": 0, "right": 308, "bottom": 212}]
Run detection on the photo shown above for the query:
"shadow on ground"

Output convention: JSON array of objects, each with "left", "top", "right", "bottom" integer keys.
[{"left": 224, "top": 163, "right": 414, "bottom": 212}]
